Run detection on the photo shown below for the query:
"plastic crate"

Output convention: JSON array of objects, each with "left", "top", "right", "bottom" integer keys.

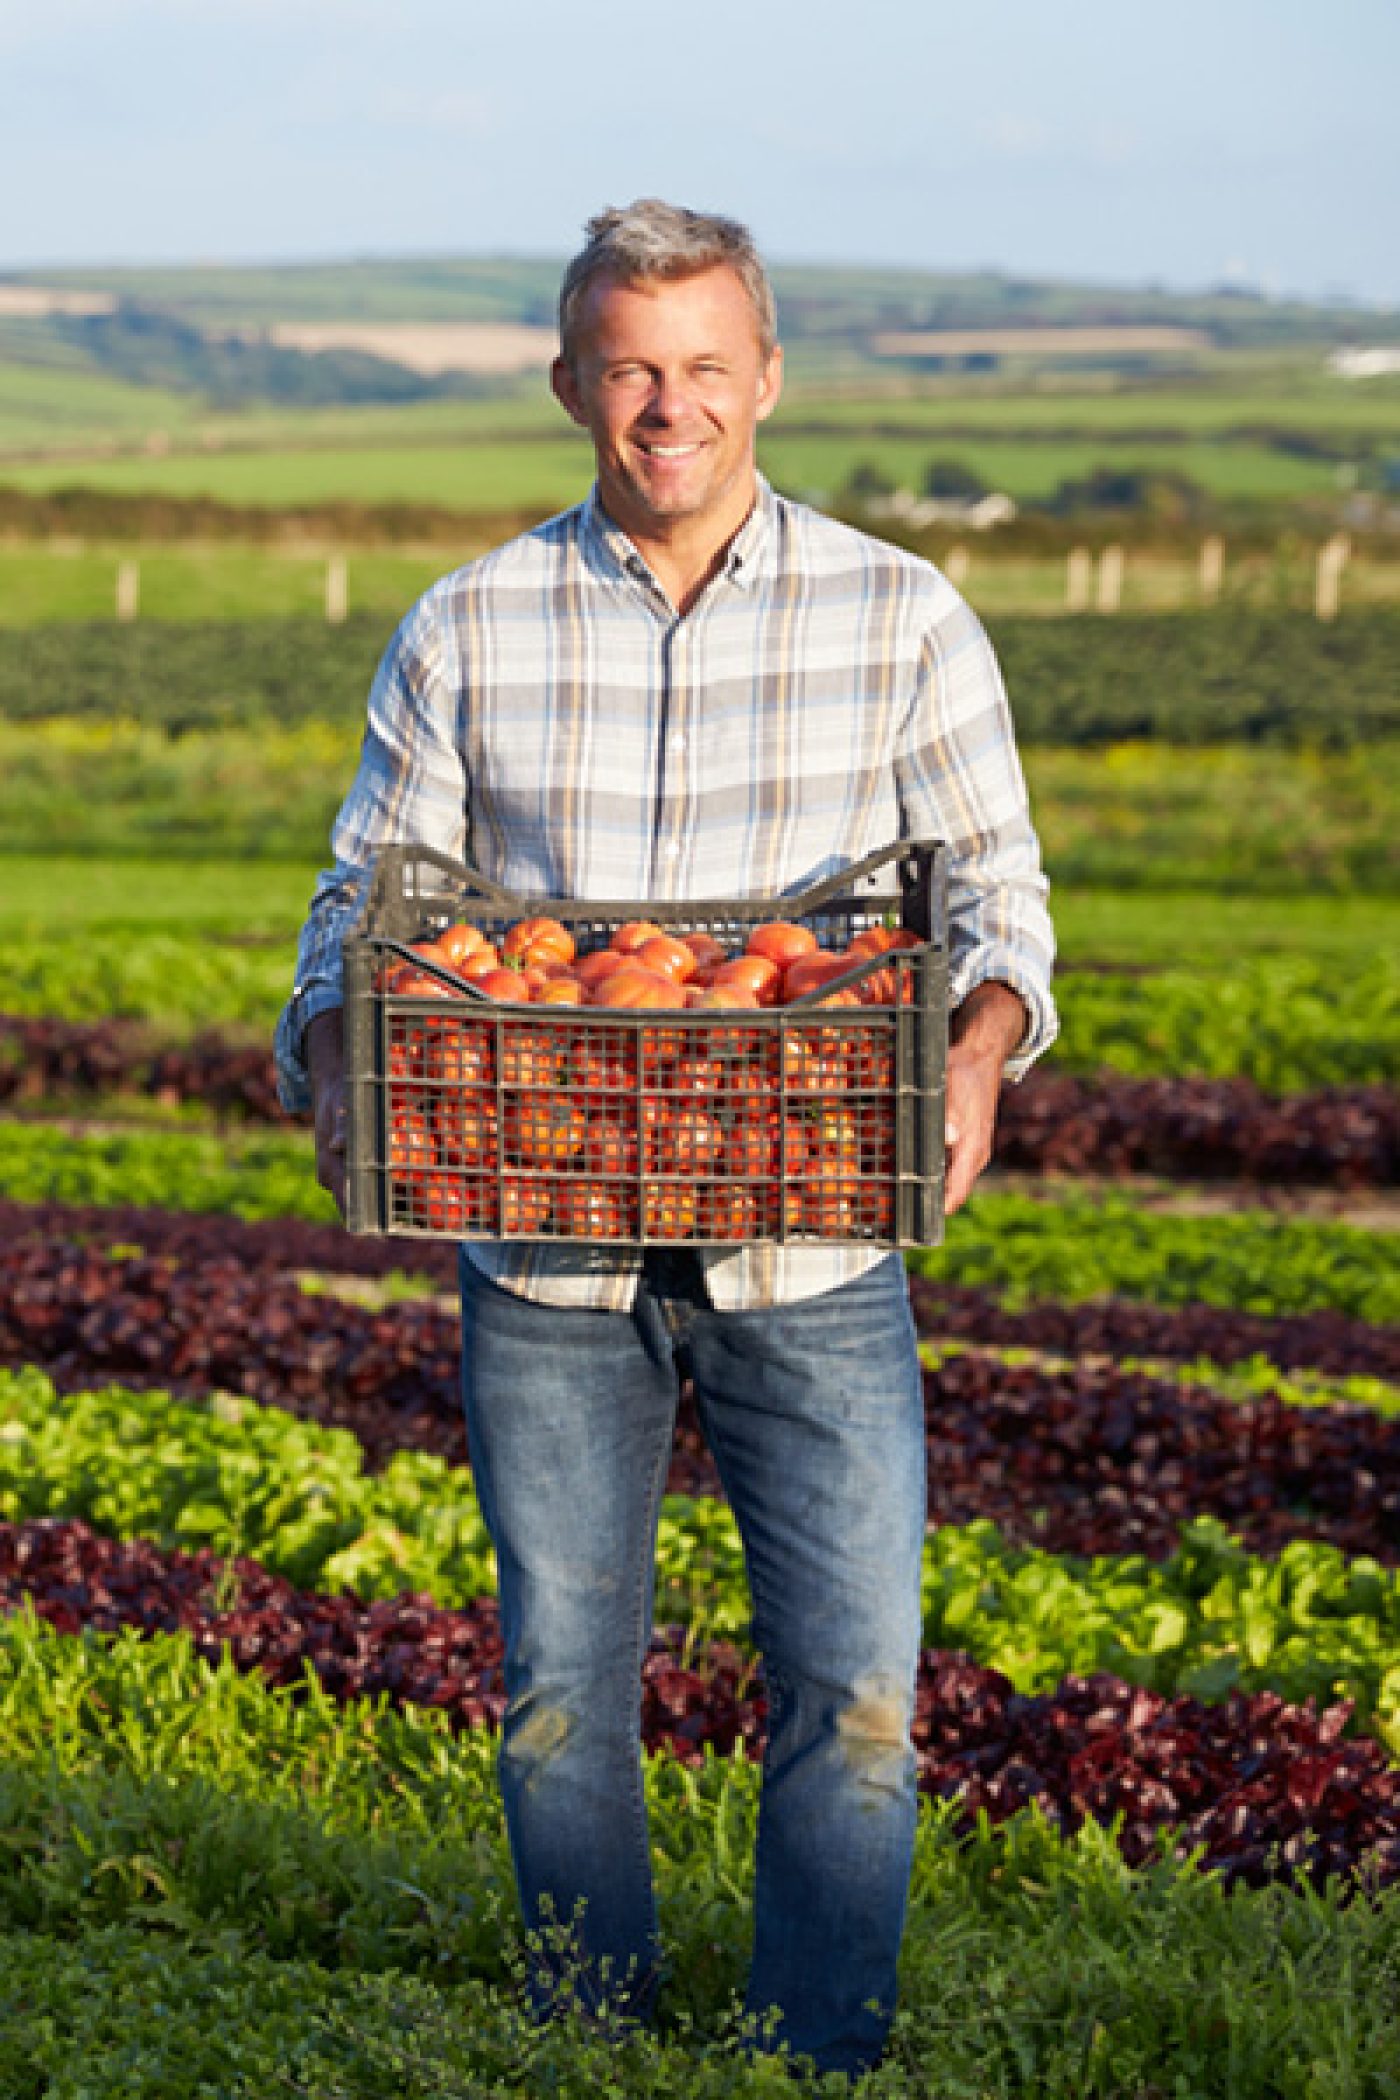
[{"left": 342, "top": 841, "right": 948, "bottom": 1248}]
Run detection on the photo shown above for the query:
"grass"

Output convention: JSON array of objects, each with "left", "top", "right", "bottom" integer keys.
[
  {"left": 0, "top": 437, "right": 598, "bottom": 512},
  {"left": 0, "top": 544, "right": 480, "bottom": 625},
  {"left": 0, "top": 430, "right": 1355, "bottom": 514},
  {"left": 0, "top": 1636, "right": 1394, "bottom": 2099},
  {"left": 1052, "top": 887, "right": 1400, "bottom": 968},
  {"left": 6, "top": 539, "right": 1399, "bottom": 626},
  {"left": 0, "top": 853, "right": 316, "bottom": 939},
  {"left": 0, "top": 361, "right": 203, "bottom": 453},
  {"left": 2, "top": 852, "right": 1396, "bottom": 967}
]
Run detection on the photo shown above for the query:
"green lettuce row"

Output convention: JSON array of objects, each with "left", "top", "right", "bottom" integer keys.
[
  {"left": 0, "top": 929, "right": 295, "bottom": 1030},
  {"left": 0, "top": 1613, "right": 1397, "bottom": 2100},
  {"left": 1, "top": 936, "right": 1395, "bottom": 1090},
  {"left": 3, "top": 1369, "right": 1398, "bottom": 1747},
  {"left": 1054, "top": 953, "right": 1400, "bottom": 1088},
  {"left": 3, "top": 1121, "right": 1396, "bottom": 1319},
  {"left": 0, "top": 1118, "right": 334, "bottom": 1222}
]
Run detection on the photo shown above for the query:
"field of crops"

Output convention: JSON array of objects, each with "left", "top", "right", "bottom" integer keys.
[{"left": 0, "top": 588, "right": 1397, "bottom": 2096}]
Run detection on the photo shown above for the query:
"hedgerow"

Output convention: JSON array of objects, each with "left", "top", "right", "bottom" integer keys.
[{"left": 3, "top": 608, "right": 1397, "bottom": 743}]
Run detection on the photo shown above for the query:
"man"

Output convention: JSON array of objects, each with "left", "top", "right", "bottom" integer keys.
[{"left": 276, "top": 199, "right": 1056, "bottom": 2081}]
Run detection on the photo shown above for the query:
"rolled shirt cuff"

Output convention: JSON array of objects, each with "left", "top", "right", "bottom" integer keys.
[{"left": 948, "top": 954, "right": 1059, "bottom": 1083}]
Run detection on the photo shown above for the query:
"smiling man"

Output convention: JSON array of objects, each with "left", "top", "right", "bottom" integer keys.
[
  {"left": 550, "top": 258, "right": 783, "bottom": 611},
  {"left": 277, "top": 199, "right": 1056, "bottom": 2082}
]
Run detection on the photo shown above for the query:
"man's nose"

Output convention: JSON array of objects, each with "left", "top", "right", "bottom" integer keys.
[{"left": 641, "top": 371, "right": 691, "bottom": 421}]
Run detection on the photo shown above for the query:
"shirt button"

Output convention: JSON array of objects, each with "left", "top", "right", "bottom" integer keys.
[
  {"left": 670, "top": 732, "right": 686, "bottom": 753},
  {"left": 664, "top": 842, "right": 682, "bottom": 860}
]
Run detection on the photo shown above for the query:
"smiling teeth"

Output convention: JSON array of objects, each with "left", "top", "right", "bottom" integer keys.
[{"left": 643, "top": 444, "right": 700, "bottom": 456}]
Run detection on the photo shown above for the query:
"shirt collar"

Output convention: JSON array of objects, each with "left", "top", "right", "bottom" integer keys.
[{"left": 579, "top": 474, "right": 777, "bottom": 596}]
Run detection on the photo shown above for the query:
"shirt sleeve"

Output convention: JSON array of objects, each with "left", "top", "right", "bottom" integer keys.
[
  {"left": 273, "top": 597, "right": 469, "bottom": 1113},
  {"left": 893, "top": 582, "right": 1057, "bottom": 1081}
]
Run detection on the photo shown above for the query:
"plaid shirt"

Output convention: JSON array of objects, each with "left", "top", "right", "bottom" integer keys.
[{"left": 275, "top": 478, "right": 1056, "bottom": 1309}]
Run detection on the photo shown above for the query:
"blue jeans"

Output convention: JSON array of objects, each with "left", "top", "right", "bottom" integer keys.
[{"left": 458, "top": 1248, "right": 926, "bottom": 2079}]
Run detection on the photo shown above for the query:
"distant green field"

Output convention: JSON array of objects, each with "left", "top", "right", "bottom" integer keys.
[
  {"left": 0, "top": 431, "right": 1348, "bottom": 512},
  {"left": 0, "top": 437, "right": 595, "bottom": 511},
  {"left": 787, "top": 377, "right": 1400, "bottom": 442},
  {"left": 0, "top": 362, "right": 202, "bottom": 453}
]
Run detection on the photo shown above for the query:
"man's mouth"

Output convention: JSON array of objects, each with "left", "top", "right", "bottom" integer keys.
[{"left": 635, "top": 442, "right": 704, "bottom": 460}]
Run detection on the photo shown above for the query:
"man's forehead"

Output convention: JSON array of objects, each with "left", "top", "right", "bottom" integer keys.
[{"left": 571, "top": 266, "right": 765, "bottom": 349}]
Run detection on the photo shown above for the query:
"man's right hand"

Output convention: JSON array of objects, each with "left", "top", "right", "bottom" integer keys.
[{"left": 306, "top": 1008, "right": 348, "bottom": 1219}]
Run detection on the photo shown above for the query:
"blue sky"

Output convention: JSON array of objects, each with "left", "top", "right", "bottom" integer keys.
[{"left": 1, "top": 0, "right": 1394, "bottom": 304}]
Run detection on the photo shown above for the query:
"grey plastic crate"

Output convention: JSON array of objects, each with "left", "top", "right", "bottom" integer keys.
[{"left": 342, "top": 840, "right": 947, "bottom": 1249}]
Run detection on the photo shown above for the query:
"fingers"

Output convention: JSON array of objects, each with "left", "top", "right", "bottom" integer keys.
[
  {"left": 315, "top": 1096, "right": 349, "bottom": 1218},
  {"left": 943, "top": 1105, "right": 989, "bottom": 1217}
]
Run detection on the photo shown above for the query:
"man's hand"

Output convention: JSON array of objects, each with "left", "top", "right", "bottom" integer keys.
[
  {"left": 307, "top": 1008, "right": 348, "bottom": 1219},
  {"left": 943, "top": 981, "right": 1025, "bottom": 1216}
]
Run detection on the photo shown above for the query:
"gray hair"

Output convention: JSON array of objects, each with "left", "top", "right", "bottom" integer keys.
[{"left": 558, "top": 198, "right": 778, "bottom": 364}]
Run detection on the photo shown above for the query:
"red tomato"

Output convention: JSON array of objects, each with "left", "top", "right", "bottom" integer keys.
[
  {"left": 781, "top": 953, "right": 861, "bottom": 1006},
  {"left": 434, "top": 1089, "right": 498, "bottom": 1168},
  {"left": 611, "top": 920, "right": 667, "bottom": 956},
  {"left": 632, "top": 933, "right": 697, "bottom": 983},
  {"left": 681, "top": 931, "right": 728, "bottom": 971},
  {"left": 642, "top": 1181, "right": 699, "bottom": 1239},
  {"left": 590, "top": 967, "right": 677, "bottom": 1010},
  {"left": 504, "top": 1091, "right": 587, "bottom": 1166},
  {"left": 499, "top": 1028, "right": 565, "bottom": 1088},
  {"left": 551, "top": 1178, "right": 632, "bottom": 1241},
  {"left": 502, "top": 916, "right": 577, "bottom": 969},
  {"left": 436, "top": 922, "right": 491, "bottom": 967},
  {"left": 711, "top": 955, "right": 780, "bottom": 1006},
  {"left": 502, "top": 1176, "right": 552, "bottom": 1235},
  {"left": 747, "top": 921, "right": 818, "bottom": 967}
]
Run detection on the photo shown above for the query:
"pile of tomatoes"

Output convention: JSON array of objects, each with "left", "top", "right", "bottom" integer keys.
[
  {"left": 376, "top": 912, "right": 921, "bottom": 1244},
  {"left": 379, "top": 912, "right": 922, "bottom": 1010}
]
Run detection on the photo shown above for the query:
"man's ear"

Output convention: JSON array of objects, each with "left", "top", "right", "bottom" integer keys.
[
  {"left": 755, "top": 344, "right": 784, "bottom": 426},
  {"left": 551, "top": 356, "right": 587, "bottom": 426}
]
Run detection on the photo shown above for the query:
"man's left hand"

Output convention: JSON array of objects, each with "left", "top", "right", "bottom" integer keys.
[{"left": 943, "top": 981, "right": 1026, "bottom": 1216}]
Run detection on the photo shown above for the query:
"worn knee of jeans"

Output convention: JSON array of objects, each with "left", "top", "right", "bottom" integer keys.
[
  {"left": 835, "top": 1667, "right": 917, "bottom": 1795},
  {"left": 501, "top": 1692, "right": 578, "bottom": 1791},
  {"left": 768, "top": 1658, "right": 916, "bottom": 1793}
]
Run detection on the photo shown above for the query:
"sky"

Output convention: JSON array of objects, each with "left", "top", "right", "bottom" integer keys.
[{"left": 1, "top": 0, "right": 1395, "bottom": 306}]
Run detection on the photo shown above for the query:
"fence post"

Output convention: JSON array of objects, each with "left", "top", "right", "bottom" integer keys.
[
  {"left": 1066, "top": 547, "right": 1092, "bottom": 611},
  {"left": 115, "top": 559, "right": 139, "bottom": 622},
  {"left": 1096, "top": 544, "right": 1124, "bottom": 614},
  {"left": 1314, "top": 534, "right": 1350, "bottom": 622},
  {"left": 943, "top": 545, "right": 970, "bottom": 589},
  {"left": 1199, "top": 535, "right": 1224, "bottom": 604},
  {"left": 325, "top": 554, "right": 348, "bottom": 625}
]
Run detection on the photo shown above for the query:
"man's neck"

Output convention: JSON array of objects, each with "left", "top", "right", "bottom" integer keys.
[{"left": 605, "top": 481, "right": 759, "bottom": 617}]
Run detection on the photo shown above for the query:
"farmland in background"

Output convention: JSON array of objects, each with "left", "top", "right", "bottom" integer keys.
[{"left": 0, "top": 252, "right": 1398, "bottom": 2094}]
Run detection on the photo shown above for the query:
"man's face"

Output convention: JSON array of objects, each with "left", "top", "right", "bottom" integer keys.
[{"left": 551, "top": 265, "right": 782, "bottom": 543}]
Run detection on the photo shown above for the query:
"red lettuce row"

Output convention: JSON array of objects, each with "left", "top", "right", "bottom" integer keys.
[
  {"left": 909, "top": 1278, "right": 1400, "bottom": 1383},
  {"left": 3, "top": 1015, "right": 1396, "bottom": 1186},
  {"left": 0, "top": 1196, "right": 460, "bottom": 1287},
  {"left": 4, "top": 1516, "right": 1397, "bottom": 1891},
  {"left": 2, "top": 1199, "right": 1397, "bottom": 1380},
  {"left": 3, "top": 1242, "right": 1397, "bottom": 1563},
  {"left": 995, "top": 1071, "right": 1398, "bottom": 1187}
]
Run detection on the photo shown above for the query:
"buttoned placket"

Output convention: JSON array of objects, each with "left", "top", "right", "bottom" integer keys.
[{"left": 651, "top": 610, "right": 693, "bottom": 896}]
